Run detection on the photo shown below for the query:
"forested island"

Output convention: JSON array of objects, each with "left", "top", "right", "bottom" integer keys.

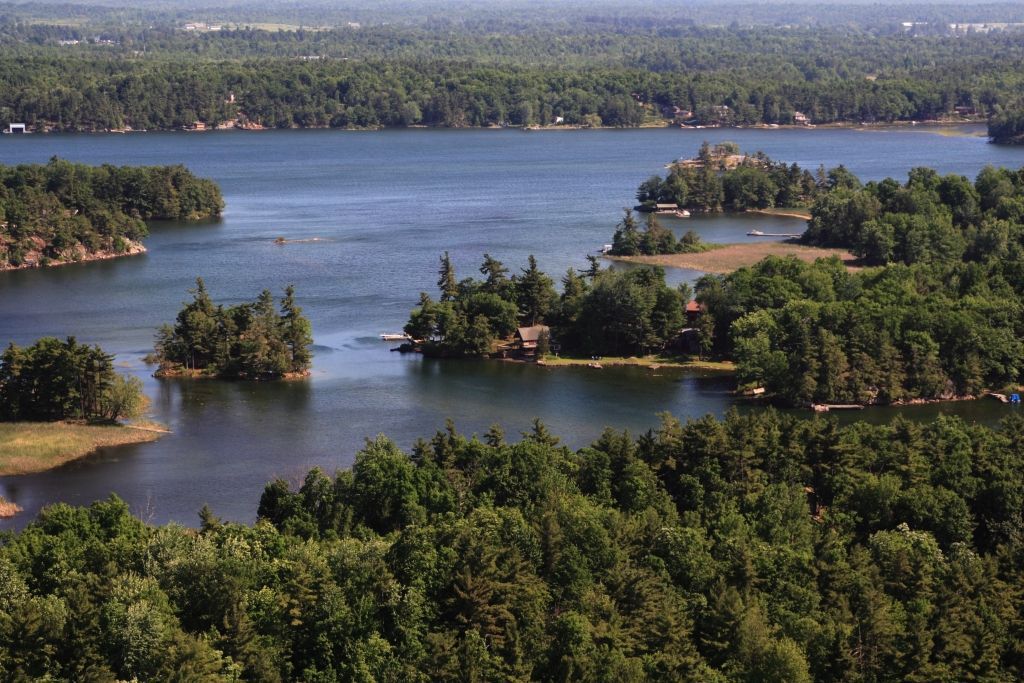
[
  {"left": 152, "top": 279, "right": 313, "bottom": 380},
  {"left": 630, "top": 142, "right": 822, "bottom": 218},
  {"left": 0, "top": 159, "right": 223, "bottom": 270},
  {"left": 5, "top": 410, "right": 1024, "bottom": 680}
]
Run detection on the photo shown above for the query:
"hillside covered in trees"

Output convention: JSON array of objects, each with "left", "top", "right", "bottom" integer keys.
[
  {"left": 152, "top": 279, "right": 313, "bottom": 380},
  {"left": 4, "top": 411, "right": 1024, "bottom": 679},
  {"left": 0, "top": 158, "right": 223, "bottom": 269}
]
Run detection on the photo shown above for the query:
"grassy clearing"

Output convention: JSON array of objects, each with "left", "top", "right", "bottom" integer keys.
[
  {"left": 609, "top": 241, "right": 860, "bottom": 274},
  {"left": 538, "top": 355, "right": 735, "bottom": 371},
  {"left": 746, "top": 207, "right": 812, "bottom": 219},
  {"left": 0, "top": 421, "right": 166, "bottom": 476}
]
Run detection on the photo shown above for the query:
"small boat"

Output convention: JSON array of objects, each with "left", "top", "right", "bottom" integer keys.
[
  {"left": 747, "top": 230, "right": 765, "bottom": 236},
  {"left": 601, "top": 244, "right": 613, "bottom": 254},
  {"left": 587, "top": 362, "right": 603, "bottom": 369},
  {"left": 379, "top": 333, "right": 409, "bottom": 342},
  {"left": 674, "top": 210, "right": 691, "bottom": 218}
]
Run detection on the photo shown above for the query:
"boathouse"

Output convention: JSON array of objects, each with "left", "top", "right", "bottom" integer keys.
[{"left": 6, "top": 123, "right": 26, "bottom": 134}]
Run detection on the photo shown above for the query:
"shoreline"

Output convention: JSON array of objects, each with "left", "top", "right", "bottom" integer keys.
[
  {"left": 0, "top": 421, "right": 167, "bottom": 478},
  {"left": 534, "top": 355, "right": 735, "bottom": 372},
  {"left": 0, "top": 241, "right": 146, "bottom": 272},
  {"left": 153, "top": 366, "right": 312, "bottom": 380},
  {"left": 12, "top": 120, "right": 988, "bottom": 136}
]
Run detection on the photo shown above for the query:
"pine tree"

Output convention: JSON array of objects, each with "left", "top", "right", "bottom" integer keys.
[
  {"left": 438, "top": 251, "right": 458, "bottom": 302},
  {"left": 280, "top": 285, "right": 313, "bottom": 374},
  {"left": 514, "top": 255, "right": 556, "bottom": 326},
  {"left": 479, "top": 254, "right": 510, "bottom": 297}
]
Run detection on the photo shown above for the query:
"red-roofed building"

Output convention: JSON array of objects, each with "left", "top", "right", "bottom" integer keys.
[{"left": 685, "top": 300, "right": 704, "bottom": 325}]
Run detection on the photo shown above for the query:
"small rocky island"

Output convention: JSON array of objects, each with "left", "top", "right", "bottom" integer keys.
[
  {"left": 151, "top": 279, "right": 313, "bottom": 380},
  {"left": 0, "top": 158, "right": 223, "bottom": 270}
]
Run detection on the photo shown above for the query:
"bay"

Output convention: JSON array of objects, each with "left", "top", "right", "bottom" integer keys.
[{"left": 1, "top": 125, "right": 1021, "bottom": 528}]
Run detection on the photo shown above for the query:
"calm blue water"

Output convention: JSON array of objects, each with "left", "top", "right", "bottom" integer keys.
[{"left": 1, "top": 125, "right": 1021, "bottom": 528}]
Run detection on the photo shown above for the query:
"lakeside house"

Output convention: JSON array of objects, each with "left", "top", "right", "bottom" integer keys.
[
  {"left": 793, "top": 111, "right": 811, "bottom": 125},
  {"left": 685, "top": 300, "right": 704, "bottom": 325},
  {"left": 515, "top": 324, "right": 550, "bottom": 358},
  {"left": 5, "top": 123, "right": 26, "bottom": 134},
  {"left": 676, "top": 153, "right": 755, "bottom": 171}
]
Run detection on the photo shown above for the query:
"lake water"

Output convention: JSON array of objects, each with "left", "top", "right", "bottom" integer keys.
[{"left": 2, "top": 124, "right": 1022, "bottom": 528}]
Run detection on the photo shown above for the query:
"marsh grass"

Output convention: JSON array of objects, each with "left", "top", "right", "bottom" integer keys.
[{"left": 0, "top": 422, "right": 164, "bottom": 476}]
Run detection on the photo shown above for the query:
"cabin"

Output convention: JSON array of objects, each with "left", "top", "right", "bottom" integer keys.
[
  {"left": 187, "top": 121, "right": 207, "bottom": 131},
  {"left": 655, "top": 203, "right": 680, "bottom": 212},
  {"left": 793, "top": 111, "right": 811, "bottom": 125},
  {"left": 515, "top": 324, "right": 550, "bottom": 357},
  {"left": 663, "top": 105, "right": 694, "bottom": 122},
  {"left": 6, "top": 123, "right": 26, "bottom": 134},
  {"left": 685, "top": 300, "right": 704, "bottom": 325}
]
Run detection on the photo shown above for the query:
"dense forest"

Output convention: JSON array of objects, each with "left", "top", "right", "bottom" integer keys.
[
  {"left": 5, "top": 410, "right": 1024, "bottom": 679},
  {"left": 153, "top": 279, "right": 313, "bottom": 379},
  {"left": 0, "top": 158, "right": 223, "bottom": 268},
  {"left": 0, "top": 337, "right": 145, "bottom": 422},
  {"left": 405, "top": 252, "right": 692, "bottom": 358},
  {"left": 987, "top": 107, "right": 1024, "bottom": 144},
  {"left": 801, "top": 162, "right": 1024, "bottom": 266},
  {"left": 697, "top": 254, "right": 1024, "bottom": 405},
  {"left": 599, "top": 156, "right": 1024, "bottom": 404},
  {"left": 0, "top": 18, "right": 1021, "bottom": 130},
  {"left": 8, "top": 1, "right": 1024, "bottom": 32}
]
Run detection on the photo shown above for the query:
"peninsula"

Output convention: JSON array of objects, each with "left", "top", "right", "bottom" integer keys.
[
  {"left": 0, "top": 337, "right": 157, "bottom": 485},
  {"left": 0, "top": 158, "right": 223, "bottom": 271}
]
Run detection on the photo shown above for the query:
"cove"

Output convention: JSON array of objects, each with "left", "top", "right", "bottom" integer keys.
[{"left": 2, "top": 125, "right": 1022, "bottom": 528}]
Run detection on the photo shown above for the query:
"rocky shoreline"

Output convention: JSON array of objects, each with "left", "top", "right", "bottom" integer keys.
[{"left": 0, "top": 240, "right": 146, "bottom": 272}]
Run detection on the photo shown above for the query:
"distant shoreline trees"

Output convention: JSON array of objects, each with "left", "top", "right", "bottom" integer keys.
[{"left": 152, "top": 279, "right": 313, "bottom": 380}]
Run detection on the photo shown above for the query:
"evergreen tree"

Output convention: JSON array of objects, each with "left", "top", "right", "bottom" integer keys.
[
  {"left": 438, "top": 251, "right": 458, "bottom": 302},
  {"left": 514, "top": 255, "right": 556, "bottom": 326},
  {"left": 280, "top": 284, "right": 313, "bottom": 373}
]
